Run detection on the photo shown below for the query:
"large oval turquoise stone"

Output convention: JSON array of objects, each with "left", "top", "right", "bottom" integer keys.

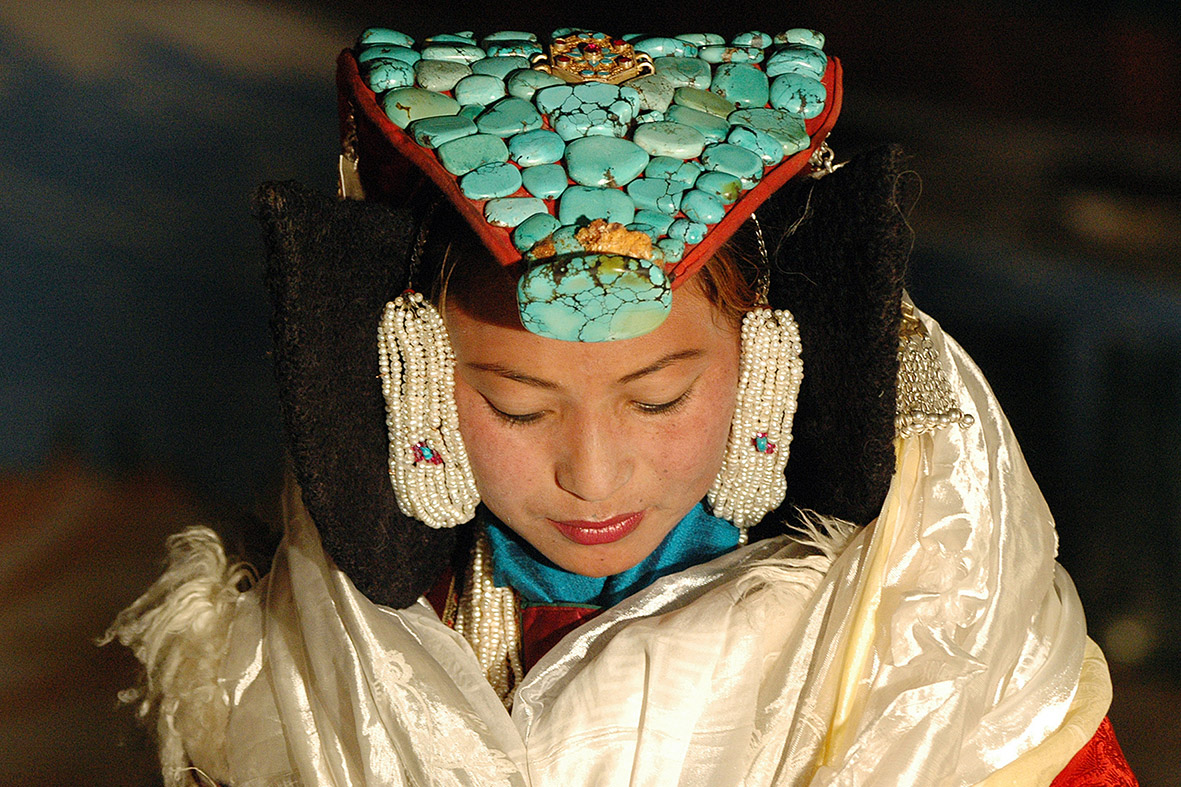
[
  {"left": 364, "top": 59, "right": 415, "bottom": 92},
  {"left": 728, "top": 108, "right": 810, "bottom": 155},
  {"left": 652, "top": 56, "right": 712, "bottom": 89},
  {"left": 693, "top": 171, "right": 743, "bottom": 204},
  {"left": 672, "top": 86, "right": 734, "bottom": 119},
  {"left": 382, "top": 88, "right": 461, "bottom": 128},
  {"left": 518, "top": 254, "right": 672, "bottom": 342},
  {"left": 358, "top": 28, "right": 414, "bottom": 48},
  {"left": 711, "top": 63, "right": 769, "bottom": 109},
  {"left": 558, "top": 186, "right": 636, "bottom": 225},
  {"left": 632, "top": 121, "right": 706, "bottom": 159},
  {"left": 477, "top": 97, "right": 544, "bottom": 136},
  {"left": 414, "top": 60, "right": 471, "bottom": 92},
  {"left": 726, "top": 125, "right": 784, "bottom": 165},
  {"left": 680, "top": 189, "right": 726, "bottom": 224},
  {"left": 626, "top": 177, "right": 688, "bottom": 215},
  {"left": 506, "top": 68, "right": 565, "bottom": 100},
  {"left": 765, "top": 45, "right": 827, "bottom": 78},
  {"left": 770, "top": 74, "right": 826, "bottom": 118},
  {"left": 631, "top": 36, "right": 697, "bottom": 58},
  {"left": 700, "top": 142, "right": 765, "bottom": 185},
  {"left": 453, "top": 74, "right": 507, "bottom": 106},
  {"left": 459, "top": 161, "right": 523, "bottom": 200},
  {"left": 512, "top": 211, "right": 561, "bottom": 252},
  {"left": 471, "top": 56, "right": 530, "bottom": 79},
  {"left": 521, "top": 163, "right": 569, "bottom": 199},
  {"left": 623, "top": 74, "right": 675, "bottom": 113},
  {"left": 484, "top": 196, "right": 548, "bottom": 227},
  {"left": 698, "top": 45, "right": 764, "bottom": 64},
  {"left": 435, "top": 133, "right": 509, "bottom": 175},
  {"left": 565, "top": 137, "right": 650, "bottom": 188},
  {"left": 407, "top": 115, "right": 478, "bottom": 148},
  {"left": 421, "top": 43, "right": 486, "bottom": 64},
  {"left": 665, "top": 104, "right": 730, "bottom": 142},
  {"left": 508, "top": 129, "right": 565, "bottom": 166}
]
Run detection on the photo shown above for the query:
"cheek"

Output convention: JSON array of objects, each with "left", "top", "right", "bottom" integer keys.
[{"left": 453, "top": 380, "right": 534, "bottom": 511}]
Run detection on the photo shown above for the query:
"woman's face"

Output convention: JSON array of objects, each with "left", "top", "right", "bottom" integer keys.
[{"left": 447, "top": 278, "right": 741, "bottom": 577}]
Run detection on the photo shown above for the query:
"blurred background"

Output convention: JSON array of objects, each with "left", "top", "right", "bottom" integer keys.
[{"left": 1, "top": 1, "right": 1177, "bottom": 783}]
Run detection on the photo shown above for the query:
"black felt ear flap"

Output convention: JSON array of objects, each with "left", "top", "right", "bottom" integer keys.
[
  {"left": 755, "top": 145, "right": 913, "bottom": 539},
  {"left": 256, "top": 181, "right": 459, "bottom": 608}
]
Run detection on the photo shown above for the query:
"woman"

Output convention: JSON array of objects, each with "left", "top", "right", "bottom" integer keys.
[{"left": 108, "top": 25, "right": 1135, "bottom": 785}]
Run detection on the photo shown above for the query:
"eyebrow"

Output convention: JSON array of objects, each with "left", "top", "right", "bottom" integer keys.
[{"left": 465, "top": 348, "right": 706, "bottom": 389}]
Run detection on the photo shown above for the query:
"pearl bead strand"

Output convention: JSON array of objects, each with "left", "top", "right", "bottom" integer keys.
[{"left": 453, "top": 530, "right": 523, "bottom": 709}]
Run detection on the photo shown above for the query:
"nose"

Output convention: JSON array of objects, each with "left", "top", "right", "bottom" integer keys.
[{"left": 553, "top": 413, "right": 631, "bottom": 503}]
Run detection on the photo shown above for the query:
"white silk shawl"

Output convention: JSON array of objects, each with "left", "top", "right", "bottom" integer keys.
[{"left": 117, "top": 308, "right": 1107, "bottom": 787}]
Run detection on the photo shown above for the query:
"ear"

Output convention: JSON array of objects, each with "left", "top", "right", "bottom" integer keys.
[
  {"left": 758, "top": 145, "right": 913, "bottom": 537},
  {"left": 256, "top": 181, "right": 460, "bottom": 608}
]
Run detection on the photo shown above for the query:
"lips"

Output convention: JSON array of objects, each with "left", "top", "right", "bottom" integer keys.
[{"left": 551, "top": 511, "right": 644, "bottom": 546}]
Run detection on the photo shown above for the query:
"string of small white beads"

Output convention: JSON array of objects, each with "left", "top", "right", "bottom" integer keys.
[
  {"left": 377, "top": 294, "right": 479, "bottom": 528},
  {"left": 708, "top": 308, "right": 803, "bottom": 529},
  {"left": 453, "top": 530, "right": 523, "bottom": 709}
]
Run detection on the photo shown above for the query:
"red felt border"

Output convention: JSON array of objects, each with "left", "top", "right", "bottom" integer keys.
[{"left": 338, "top": 49, "right": 842, "bottom": 289}]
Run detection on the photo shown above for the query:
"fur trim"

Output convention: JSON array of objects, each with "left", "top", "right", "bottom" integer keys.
[{"left": 101, "top": 527, "right": 252, "bottom": 787}]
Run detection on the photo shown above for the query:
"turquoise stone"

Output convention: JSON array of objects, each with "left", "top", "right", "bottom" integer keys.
[
  {"left": 482, "top": 30, "right": 538, "bottom": 43},
  {"left": 506, "top": 69, "right": 564, "bottom": 100},
  {"left": 632, "top": 121, "right": 706, "bottom": 159},
  {"left": 698, "top": 45, "right": 764, "bottom": 65},
  {"left": 471, "top": 56, "right": 530, "bottom": 79},
  {"left": 414, "top": 59, "right": 471, "bottom": 92},
  {"left": 626, "top": 176, "right": 688, "bottom": 215},
  {"left": 485, "top": 40, "right": 543, "bottom": 58},
  {"left": 711, "top": 63, "right": 769, "bottom": 109},
  {"left": 680, "top": 189, "right": 726, "bottom": 224},
  {"left": 512, "top": 212, "right": 561, "bottom": 252},
  {"left": 476, "top": 97, "right": 543, "bottom": 136},
  {"left": 623, "top": 74, "right": 675, "bottom": 113},
  {"left": 558, "top": 186, "right": 636, "bottom": 225},
  {"left": 668, "top": 218, "right": 707, "bottom": 244},
  {"left": 636, "top": 111, "right": 665, "bottom": 124},
  {"left": 459, "top": 161, "right": 523, "bottom": 200},
  {"left": 565, "top": 136, "right": 649, "bottom": 188},
  {"left": 533, "top": 84, "right": 572, "bottom": 115},
  {"left": 631, "top": 36, "right": 697, "bottom": 58},
  {"left": 453, "top": 74, "right": 507, "bottom": 106},
  {"left": 700, "top": 143, "right": 765, "bottom": 187},
  {"left": 425, "top": 32, "right": 476, "bottom": 44},
  {"left": 517, "top": 254, "right": 672, "bottom": 342},
  {"left": 546, "top": 83, "right": 639, "bottom": 141},
  {"left": 672, "top": 86, "right": 734, "bottom": 119},
  {"left": 407, "top": 115, "right": 478, "bottom": 148},
  {"left": 652, "top": 56, "right": 712, "bottom": 89},
  {"left": 644, "top": 156, "right": 702, "bottom": 186},
  {"left": 508, "top": 128, "right": 565, "bottom": 166},
  {"left": 549, "top": 225, "right": 583, "bottom": 255},
  {"left": 633, "top": 210, "right": 675, "bottom": 234},
  {"left": 731, "top": 31, "right": 774, "bottom": 49},
  {"left": 382, "top": 88, "right": 460, "bottom": 128},
  {"left": 765, "top": 45, "right": 827, "bottom": 78},
  {"left": 725, "top": 125, "right": 784, "bottom": 165},
  {"left": 728, "top": 108, "right": 810, "bottom": 155},
  {"left": 358, "top": 45, "right": 419, "bottom": 65},
  {"left": 357, "top": 28, "right": 414, "bottom": 48},
  {"left": 421, "top": 43, "right": 486, "bottom": 64},
  {"left": 521, "top": 163, "right": 569, "bottom": 199},
  {"left": 693, "top": 171, "right": 743, "bottom": 204},
  {"left": 364, "top": 59, "right": 415, "bottom": 92},
  {"left": 458, "top": 104, "right": 484, "bottom": 120},
  {"left": 626, "top": 221, "right": 661, "bottom": 242},
  {"left": 484, "top": 196, "right": 548, "bottom": 227},
  {"left": 551, "top": 27, "right": 593, "bottom": 38},
  {"left": 770, "top": 74, "right": 827, "bottom": 118},
  {"left": 675, "top": 33, "right": 724, "bottom": 46},
  {"left": 664, "top": 104, "right": 730, "bottom": 142},
  {"left": 435, "top": 133, "right": 509, "bottom": 175},
  {"left": 655, "top": 237, "right": 685, "bottom": 262},
  {"left": 779, "top": 28, "right": 825, "bottom": 49}
]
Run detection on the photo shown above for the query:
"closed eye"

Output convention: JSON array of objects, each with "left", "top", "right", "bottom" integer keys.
[
  {"left": 486, "top": 399, "right": 545, "bottom": 426},
  {"left": 634, "top": 388, "right": 693, "bottom": 416}
]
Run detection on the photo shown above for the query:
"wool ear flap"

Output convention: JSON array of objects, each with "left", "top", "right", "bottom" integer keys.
[{"left": 256, "top": 181, "right": 461, "bottom": 608}]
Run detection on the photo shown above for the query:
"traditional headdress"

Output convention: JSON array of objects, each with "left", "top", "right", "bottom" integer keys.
[{"left": 258, "top": 26, "right": 910, "bottom": 608}]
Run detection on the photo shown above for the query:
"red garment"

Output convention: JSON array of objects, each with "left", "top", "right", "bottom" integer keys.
[{"left": 1051, "top": 717, "right": 1138, "bottom": 786}]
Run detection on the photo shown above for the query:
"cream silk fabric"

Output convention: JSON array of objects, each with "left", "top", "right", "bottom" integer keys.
[{"left": 158, "top": 308, "right": 1097, "bottom": 786}]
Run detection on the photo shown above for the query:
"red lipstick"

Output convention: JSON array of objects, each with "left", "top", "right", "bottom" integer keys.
[{"left": 551, "top": 511, "right": 644, "bottom": 546}]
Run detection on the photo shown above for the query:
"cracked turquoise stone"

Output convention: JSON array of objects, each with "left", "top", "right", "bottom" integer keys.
[
  {"left": 453, "top": 74, "right": 507, "bottom": 105},
  {"left": 558, "top": 186, "right": 635, "bottom": 225},
  {"left": 486, "top": 40, "right": 544, "bottom": 58},
  {"left": 698, "top": 45, "right": 764, "bottom": 64},
  {"left": 414, "top": 59, "right": 471, "bottom": 91},
  {"left": 680, "top": 189, "right": 725, "bottom": 224},
  {"left": 731, "top": 31, "right": 774, "bottom": 49},
  {"left": 633, "top": 210, "right": 675, "bottom": 234},
  {"left": 726, "top": 125, "right": 784, "bottom": 165},
  {"left": 506, "top": 68, "right": 565, "bottom": 100},
  {"left": 435, "top": 133, "right": 508, "bottom": 175},
  {"left": 653, "top": 56, "right": 712, "bottom": 89},
  {"left": 508, "top": 129, "right": 565, "bottom": 166},
  {"left": 665, "top": 104, "right": 730, "bottom": 142},
  {"left": 512, "top": 212, "right": 561, "bottom": 252},
  {"left": 626, "top": 175, "right": 689, "bottom": 215},
  {"left": 781, "top": 28, "right": 825, "bottom": 48},
  {"left": 407, "top": 115, "right": 477, "bottom": 148},
  {"left": 632, "top": 36, "right": 697, "bottom": 58},
  {"left": 673, "top": 86, "right": 734, "bottom": 119},
  {"left": 728, "top": 108, "right": 810, "bottom": 155},
  {"left": 482, "top": 30, "right": 539, "bottom": 43},
  {"left": 623, "top": 74, "right": 675, "bottom": 113},
  {"left": 656, "top": 237, "right": 686, "bottom": 262},
  {"left": 676, "top": 33, "right": 724, "bottom": 46},
  {"left": 765, "top": 45, "right": 827, "bottom": 78},
  {"left": 701, "top": 142, "right": 764, "bottom": 187},
  {"left": 644, "top": 156, "right": 702, "bottom": 186},
  {"left": 364, "top": 59, "right": 415, "bottom": 91},
  {"left": 668, "top": 218, "right": 707, "bottom": 244},
  {"left": 471, "top": 55, "right": 530, "bottom": 79},
  {"left": 711, "top": 63, "right": 770, "bottom": 109},
  {"left": 517, "top": 254, "right": 672, "bottom": 342},
  {"left": 521, "top": 163, "right": 569, "bottom": 199},
  {"left": 636, "top": 111, "right": 665, "bottom": 124},
  {"left": 358, "top": 28, "right": 414, "bottom": 48},
  {"left": 484, "top": 196, "right": 548, "bottom": 227},
  {"left": 770, "top": 73, "right": 826, "bottom": 118},
  {"left": 694, "top": 171, "right": 743, "bottom": 204},
  {"left": 632, "top": 121, "right": 706, "bottom": 159},
  {"left": 358, "top": 45, "right": 420, "bottom": 65},
  {"left": 421, "top": 43, "right": 486, "bottom": 63},
  {"left": 477, "top": 97, "right": 543, "bottom": 136},
  {"left": 459, "top": 161, "right": 522, "bottom": 199},
  {"left": 544, "top": 83, "right": 640, "bottom": 140},
  {"left": 565, "top": 137, "right": 649, "bottom": 188},
  {"left": 382, "top": 87, "right": 460, "bottom": 128}
]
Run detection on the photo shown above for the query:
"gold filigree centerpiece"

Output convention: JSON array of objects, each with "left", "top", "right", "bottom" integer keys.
[{"left": 532, "top": 32, "right": 653, "bottom": 85}]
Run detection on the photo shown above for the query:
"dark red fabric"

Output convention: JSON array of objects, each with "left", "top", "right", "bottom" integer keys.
[
  {"left": 520, "top": 604, "right": 602, "bottom": 672},
  {"left": 1051, "top": 717, "right": 1138, "bottom": 786}
]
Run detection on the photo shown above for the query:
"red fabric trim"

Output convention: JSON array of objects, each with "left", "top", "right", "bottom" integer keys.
[
  {"left": 1050, "top": 717, "right": 1139, "bottom": 786},
  {"left": 520, "top": 604, "right": 602, "bottom": 672},
  {"left": 337, "top": 49, "right": 843, "bottom": 288}
]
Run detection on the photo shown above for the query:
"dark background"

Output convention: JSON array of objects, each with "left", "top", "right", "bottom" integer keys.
[{"left": 1, "top": 1, "right": 1178, "bottom": 783}]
